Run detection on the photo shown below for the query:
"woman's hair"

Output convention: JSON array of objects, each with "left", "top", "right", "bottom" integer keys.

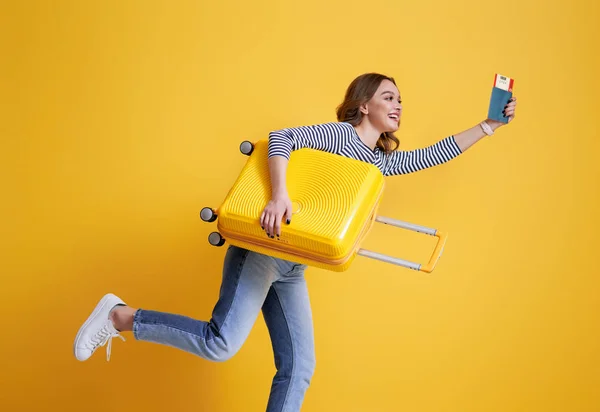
[{"left": 336, "top": 72, "right": 400, "bottom": 155}]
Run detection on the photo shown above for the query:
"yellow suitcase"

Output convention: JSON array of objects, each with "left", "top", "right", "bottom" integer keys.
[{"left": 200, "top": 139, "right": 447, "bottom": 273}]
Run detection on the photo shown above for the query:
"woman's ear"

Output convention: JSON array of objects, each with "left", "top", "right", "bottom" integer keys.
[{"left": 360, "top": 102, "right": 369, "bottom": 115}]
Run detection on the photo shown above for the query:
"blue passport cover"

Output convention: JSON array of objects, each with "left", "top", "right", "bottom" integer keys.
[{"left": 488, "top": 74, "right": 514, "bottom": 123}]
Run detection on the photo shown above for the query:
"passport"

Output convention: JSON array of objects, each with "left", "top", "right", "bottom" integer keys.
[{"left": 488, "top": 74, "right": 514, "bottom": 123}]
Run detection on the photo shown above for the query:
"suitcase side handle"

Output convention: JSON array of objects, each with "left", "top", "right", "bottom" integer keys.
[{"left": 357, "top": 216, "right": 448, "bottom": 273}]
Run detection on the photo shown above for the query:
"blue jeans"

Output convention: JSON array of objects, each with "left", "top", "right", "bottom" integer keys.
[{"left": 132, "top": 245, "right": 316, "bottom": 412}]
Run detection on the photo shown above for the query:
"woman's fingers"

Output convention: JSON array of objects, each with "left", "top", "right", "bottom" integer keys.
[
  {"left": 266, "top": 213, "right": 275, "bottom": 238},
  {"left": 260, "top": 199, "right": 293, "bottom": 238},
  {"left": 503, "top": 97, "right": 517, "bottom": 119},
  {"left": 273, "top": 213, "right": 283, "bottom": 237}
]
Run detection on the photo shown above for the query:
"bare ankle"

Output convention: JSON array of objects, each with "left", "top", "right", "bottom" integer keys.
[{"left": 109, "top": 305, "right": 135, "bottom": 332}]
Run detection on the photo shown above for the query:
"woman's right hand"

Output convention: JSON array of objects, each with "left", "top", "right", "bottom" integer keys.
[{"left": 260, "top": 193, "right": 293, "bottom": 238}]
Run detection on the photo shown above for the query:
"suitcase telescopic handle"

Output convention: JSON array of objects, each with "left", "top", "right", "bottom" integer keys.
[{"left": 357, "top": 216, "right": 448, "bottom": 273}]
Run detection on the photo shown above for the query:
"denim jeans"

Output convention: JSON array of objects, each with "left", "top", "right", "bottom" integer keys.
[{"left": 133, "top": 245, "right": 316, "bottom": 412}]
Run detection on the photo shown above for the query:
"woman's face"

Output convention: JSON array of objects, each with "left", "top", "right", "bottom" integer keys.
[{"left": 362, "top": 79, "right": 402, "bottom": 133}]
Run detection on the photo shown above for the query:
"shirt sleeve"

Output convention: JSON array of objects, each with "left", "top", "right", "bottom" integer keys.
[
  {"left": 381, "top": 136, "right": 463, "bottom": 176},
  {"left": 268, "top": 122, "right": 353, "bottom": 160}
]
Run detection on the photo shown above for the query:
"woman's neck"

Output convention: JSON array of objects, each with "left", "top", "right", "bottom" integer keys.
[{"left": 353, "top": 120, "right": 380, "bottom": 150}]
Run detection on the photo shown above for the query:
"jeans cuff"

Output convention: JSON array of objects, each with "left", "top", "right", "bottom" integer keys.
[{"left": 132, "top": 308, "right": 143, "bottom": 340}]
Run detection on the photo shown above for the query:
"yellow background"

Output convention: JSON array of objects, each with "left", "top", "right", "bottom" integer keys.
[{"left": 2, "top": 0, "right": 599, "bottom": 411}]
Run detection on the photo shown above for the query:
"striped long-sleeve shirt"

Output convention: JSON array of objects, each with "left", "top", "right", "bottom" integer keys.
[{"left": 268, "top": 121, "right": 463, "bottom": 176}]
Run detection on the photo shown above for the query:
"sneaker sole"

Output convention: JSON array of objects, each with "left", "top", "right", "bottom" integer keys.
[{"left": 73, "top": 293, "right": 124, "bottom": 361}]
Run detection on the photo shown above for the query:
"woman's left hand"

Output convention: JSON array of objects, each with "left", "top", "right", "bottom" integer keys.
[{"left": 487, "top": 97, "right": 517, "bottom": 129}]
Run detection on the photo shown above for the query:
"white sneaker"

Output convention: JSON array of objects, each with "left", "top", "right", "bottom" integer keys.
[{"left": 74, "top": 293, "right": 126, "bottom": 361}]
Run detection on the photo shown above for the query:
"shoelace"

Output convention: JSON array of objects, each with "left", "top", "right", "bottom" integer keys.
[{"left": 88, "top": 321, "right": 126, "bottom": 361}]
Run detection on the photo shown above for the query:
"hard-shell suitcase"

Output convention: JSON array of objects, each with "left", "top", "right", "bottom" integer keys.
[{"left": 200, "top": 139, "right": 447, "bottom": 273}]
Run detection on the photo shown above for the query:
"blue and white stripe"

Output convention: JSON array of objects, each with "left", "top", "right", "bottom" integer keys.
[{"left": 268, "top": 121, "right": 462, "bottom": 176}]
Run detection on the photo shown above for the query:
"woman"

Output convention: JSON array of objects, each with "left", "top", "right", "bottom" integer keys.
[{"left": 73, "top": 73, "right": 517, "bottom": 412}]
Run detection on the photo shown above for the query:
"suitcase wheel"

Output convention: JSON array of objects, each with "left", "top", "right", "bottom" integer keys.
[
  {"left": 200, "top": 207, "right": 217, "bottom": 222},
  {"left": 239, "top": 141, "right": 254, "bottom": 156},
  {"left": 208, "top": 232, "right": 225, "bottom": 247}
]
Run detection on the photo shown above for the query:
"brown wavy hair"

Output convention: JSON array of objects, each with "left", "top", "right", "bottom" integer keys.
[{"left": 336, "top": 72, "right": 400, "bottom": 155}]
